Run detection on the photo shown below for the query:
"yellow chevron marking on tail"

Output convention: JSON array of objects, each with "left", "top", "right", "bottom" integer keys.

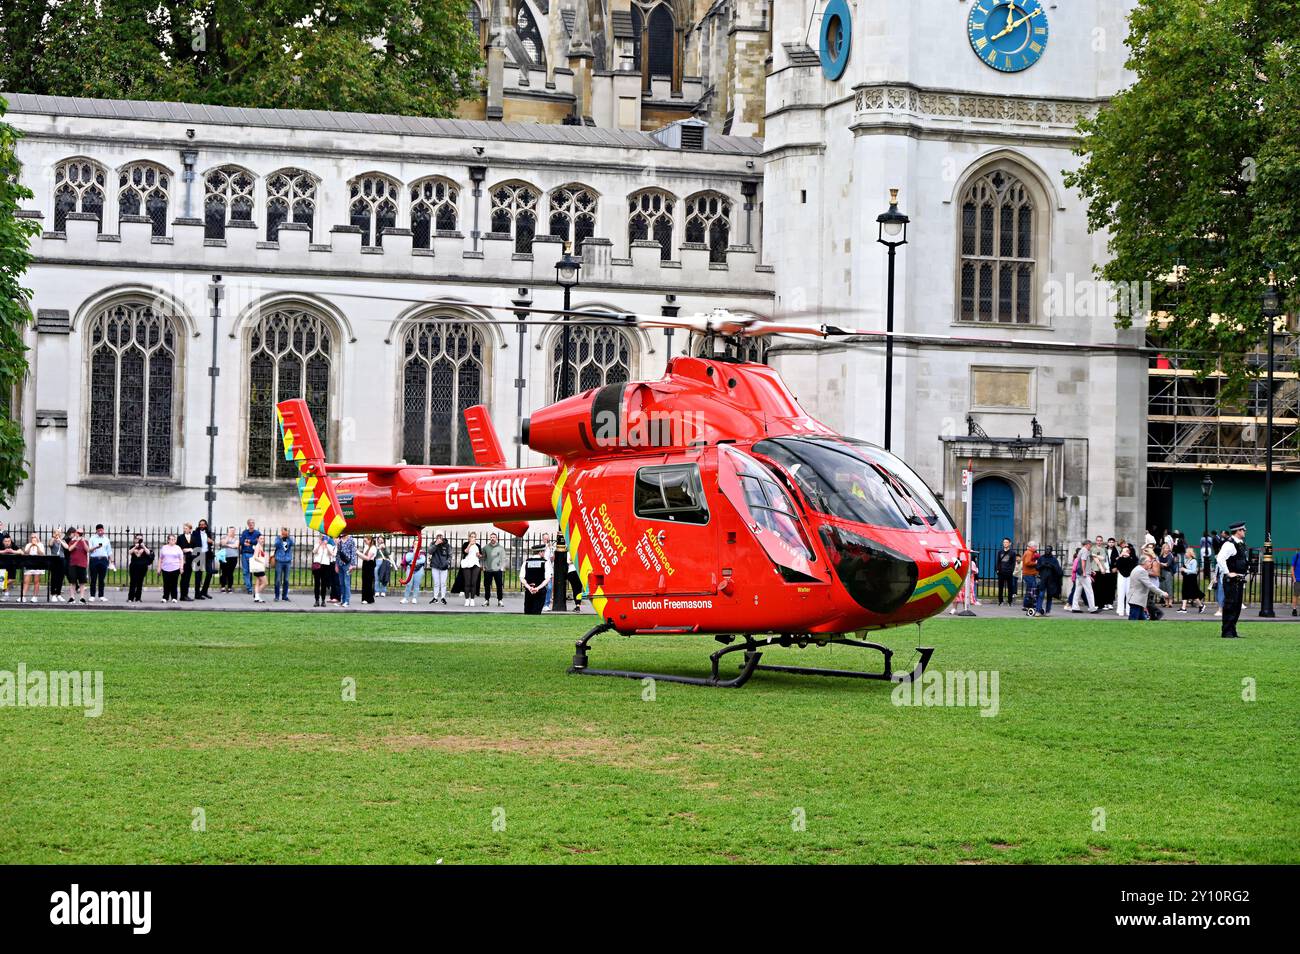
[
  {"left": 277, "top": 402, "right": 347, "bottom": 538},
  {"left": 553, "top": 468, "right": 608, "bottom": 611}
]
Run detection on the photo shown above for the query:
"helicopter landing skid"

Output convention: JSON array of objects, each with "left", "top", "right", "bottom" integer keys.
[{"left": 568, "top": 622, "right": 934, "bottom": 689}]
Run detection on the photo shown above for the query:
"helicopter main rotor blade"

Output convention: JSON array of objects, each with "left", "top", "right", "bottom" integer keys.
[{"left": 240, "top": 289, "right": 1224, "bottom": 358}]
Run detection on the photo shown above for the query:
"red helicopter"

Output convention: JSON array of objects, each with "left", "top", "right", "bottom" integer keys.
[{"left": 276, "top": 308, "right": 969, "bottom": 688}]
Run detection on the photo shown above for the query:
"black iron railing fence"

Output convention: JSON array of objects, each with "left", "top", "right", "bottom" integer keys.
[
  {"left": 969, "top": 542, "right": 1300, "bottom": 605},
  {"left": 0, "top": 525, "right": 557, "bottom": 593},
  {"left": 4, "top": 526, "right": 1297, "bottom": 605}
]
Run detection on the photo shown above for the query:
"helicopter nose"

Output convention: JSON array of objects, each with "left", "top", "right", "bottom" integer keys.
[{"left": 818, "top": 524, "right": 918, "bottom": 616}]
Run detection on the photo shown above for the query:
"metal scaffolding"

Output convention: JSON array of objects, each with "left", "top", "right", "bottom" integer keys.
[{"left": 1147, "top": 324, "right": 1300, "bottom": 472}]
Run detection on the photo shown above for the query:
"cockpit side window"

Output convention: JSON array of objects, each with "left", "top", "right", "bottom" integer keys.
[{"left": 634, "top": 463, "right": 710, "bottom": 525}]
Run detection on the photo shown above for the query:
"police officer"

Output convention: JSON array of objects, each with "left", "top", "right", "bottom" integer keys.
[
  {"left": 521, "top": 544, "right": 550, "bottom": 616},
  {"left": 1216, "top": 521, "right": 1248, "bottom": 638}
]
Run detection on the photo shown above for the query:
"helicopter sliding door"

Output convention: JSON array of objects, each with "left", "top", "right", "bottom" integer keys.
[{"left": 716, "top": 444, "right": 825, "bottom": 583}]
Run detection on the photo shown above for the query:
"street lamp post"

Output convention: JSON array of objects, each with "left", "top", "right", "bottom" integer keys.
[
  {"left": 662, "top": 294, "right": 680, "bottom": 372},
  {"left": 876, "top": 189, "right": 909, "bottom": 451},
  {"left": 511, "top": 287, "right": 531, "bottom": 468},
  {"left": 555, "top": 245, "right": 582, "bottom": 400},
  {"left": 1201, "top": 473, "right": 1213, "bottom": 583},
  {"left": 1259, "top": 271, "right": 1283, "bottom": 617},
  {"left": 205, "top": 276, "right": 223, "bottom": 531}
]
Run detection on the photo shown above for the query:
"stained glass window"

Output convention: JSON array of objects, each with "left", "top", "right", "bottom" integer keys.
[
  {"left": 631, "top": 2, "right": 675, "bottom": 77},
  {"left": 266, "top": 168, "right": 318, "bottom": 242},
  {"left": 958, "top": 168, "right": 1037, "bottom": 324},
  {"left": 400, "top": 319, "right": 487, "bottom": 466},
  {"left": 628, "top": 189, "right": 675, "bottom": 261},
  {"left": 515, "top": 1, "right": 546, "bottom": 68},
  {"left": 548, "top": 184, "right": 598, "bottom": 250},
  {"left": 53, "top": 158, "right": 106, "bottom": 232},
  {"left": 490, "top": 180, "right": 539, "bottom": 254},
  {"left": 86, "top": 302, "right": 177, "bottom": 478},
  {"left": 684, "top": 191, "right": 732, "bottom": 264},
  {"left": 552, "top": 323, "right": 633, "bottom": 401},
  {"left": 118, "top": 162, "right": 170, "bottom": 236},
  {"left": 410, "top": 177, "right": 460, "bottom": 249},
  {"left": 204, "top": 166, "right": 255, "bottom": 240},
  {"left": 349, "top": 173, "right": 400, "bottom": 247},
  {"left": 247, "top": 309, "right": 334, "bottom": 479}
]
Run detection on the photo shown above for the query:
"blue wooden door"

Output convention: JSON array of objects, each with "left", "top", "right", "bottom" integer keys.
[{"left": 972, "top": 476, "right": 1015, "bottom": 555}]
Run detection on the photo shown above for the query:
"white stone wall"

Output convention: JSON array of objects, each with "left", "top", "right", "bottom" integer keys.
[{"left": 4, "top": 104, "right": 773, "bottom": 529}]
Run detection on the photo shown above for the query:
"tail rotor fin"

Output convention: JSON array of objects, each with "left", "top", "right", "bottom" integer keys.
[{"left": 276, "top": 399, "right": 347, "bottom": 537}]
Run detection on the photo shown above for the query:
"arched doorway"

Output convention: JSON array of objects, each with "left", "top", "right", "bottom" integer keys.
[{"left": 972, "top": 476, "right": 1016, "bottom": 558}]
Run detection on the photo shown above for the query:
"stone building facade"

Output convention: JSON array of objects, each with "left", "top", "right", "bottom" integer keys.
[
  {"left": 4, "top": 0, "right": 1152, "bottom": 550},
  {"left": 4, "top": 95, "right": 768, "bottom": 528}
]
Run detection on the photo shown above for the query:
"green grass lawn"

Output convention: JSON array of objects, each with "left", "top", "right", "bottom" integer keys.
[{"left": 1, "top": 610, "right": 1296, "bottom": 864}]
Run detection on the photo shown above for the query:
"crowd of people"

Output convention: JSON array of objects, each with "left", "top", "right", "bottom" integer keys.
[
  {"left": 980, "top": 524, "right": 1300, "bottom": 630},
  {"left": 0, "top": 519, "right": 590, "bottom": 614}
]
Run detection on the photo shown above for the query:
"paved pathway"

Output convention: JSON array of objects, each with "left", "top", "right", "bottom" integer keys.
[
  {"left": 949, "top": 599, "right": 1300, "bottom": 624},
  {"left": 3, "top": 588, "right": 1297, "bottom": 623},
  {"left": 0, "top": 587, "right": 589, "bottom": 616}
]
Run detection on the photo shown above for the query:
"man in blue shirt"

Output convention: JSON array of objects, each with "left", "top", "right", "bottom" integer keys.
[
  {"left": 238, "top": 519, "right": 261, "bottom": 594},
  {"left": 273, "top": 527, "right": 295, "bottom": 602},
  {"left": 87, "top": 524, "right": 113, "bottom": 602},
  {"left": 336, "top": 532, "right": 356, "bottom": 607}
]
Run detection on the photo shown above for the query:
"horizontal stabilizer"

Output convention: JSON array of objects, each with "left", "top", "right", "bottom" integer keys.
[{"left": 494, "top": 521, "right": 530, "bottom": 538}]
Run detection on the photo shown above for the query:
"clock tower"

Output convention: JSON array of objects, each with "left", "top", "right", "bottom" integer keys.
[{"left": 763, "top": 0, "right": 1148, "bottom": 550}]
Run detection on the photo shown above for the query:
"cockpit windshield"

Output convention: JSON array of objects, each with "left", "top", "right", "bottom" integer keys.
[{"left": 753, "top": 436, "right": 955, "bottom": 532}]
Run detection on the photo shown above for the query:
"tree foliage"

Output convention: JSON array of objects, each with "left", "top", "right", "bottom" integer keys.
[
  {"left": 0, "top": 1, "right": 483, "bottom": 118},
  {"left": 0, "top": 95, "right": 39, "bottom": 506},
  {"left": 1066, "top": 0, "right": 1300, "bottom": 388}
]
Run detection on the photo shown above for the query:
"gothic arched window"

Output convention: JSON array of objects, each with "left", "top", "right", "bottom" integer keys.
[
  {"left": 246, "top": 308, "right": 335, "bottom": 479},
  {"left": 548, "top": 184, "right": 598, "bottom": 248},
  {"left": 490, "top": 180, "right": 539, "bottom": 253},
  {"left": 400, "top": 319, "right": 487, "bottom": 466},
  {"left": 410, "top": 177, "right": 460, "bottom": 249},
  {"left": 515, "top": 1, "right": 546, "bottom": 68},
  {"left": 631, "top": 2, "right": 676, "bottom": 77},
  {"left": 86, "top": 301, "right": 179, "bottom": 478},
  {"left": 53, "top": 158, "right": 106, "bottom": 232},
  {"left": 266, "top": 168, "right": 318, "bottom": 242},
  {"left": 118, "top": 162, "right": 170, "bottom": 236},
  {"left": 958, "top": 167, "right": 1038, "bottom": 324},
  {"left": 552, "top": 323, "right": 634, "bottom": 401},
  {"left": 349, "top": 173, "right": 400, "bottom": 248},
  {"left": 628, "top": 189, "right": 675, "bottom": 261},
  {"left": 685, "top": 191, "right": 732, "bottom": 263},
  {"left": 203, "top": 166, "right": 255, "bottom": 240}
]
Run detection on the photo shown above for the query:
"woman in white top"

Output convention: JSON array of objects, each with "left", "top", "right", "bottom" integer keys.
[
  {"left": 21, "top": 534, "right": 45, "bottom": 603},
  {"left": 461, "top": 531, "right": 482, "bottom": 607},
  {"left": 250, "top": 539, "right": 269, "bottom": 603}
]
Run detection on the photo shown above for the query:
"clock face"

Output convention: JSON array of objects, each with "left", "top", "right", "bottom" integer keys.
[{"left": 968, "top": 0, "right": 1049, "bottom": 73}]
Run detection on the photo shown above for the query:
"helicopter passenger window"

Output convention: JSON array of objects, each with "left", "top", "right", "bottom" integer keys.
[
  {"left": 634, "top": 464, "right": 710, "bottom": 525},
  {"left": 753, "top": 438, "right": 918, "bottom": 530}
]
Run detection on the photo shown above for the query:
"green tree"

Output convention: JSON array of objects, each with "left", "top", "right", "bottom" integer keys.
[
  {"left": 0, "top": 95, "right": 39, "bottom": 506},
  {"left": 0, "top": 1, "right": 483, "bottom": 118},
  {"left": 1066, "top": 0, "right": 1299, "bottom": 387}
]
